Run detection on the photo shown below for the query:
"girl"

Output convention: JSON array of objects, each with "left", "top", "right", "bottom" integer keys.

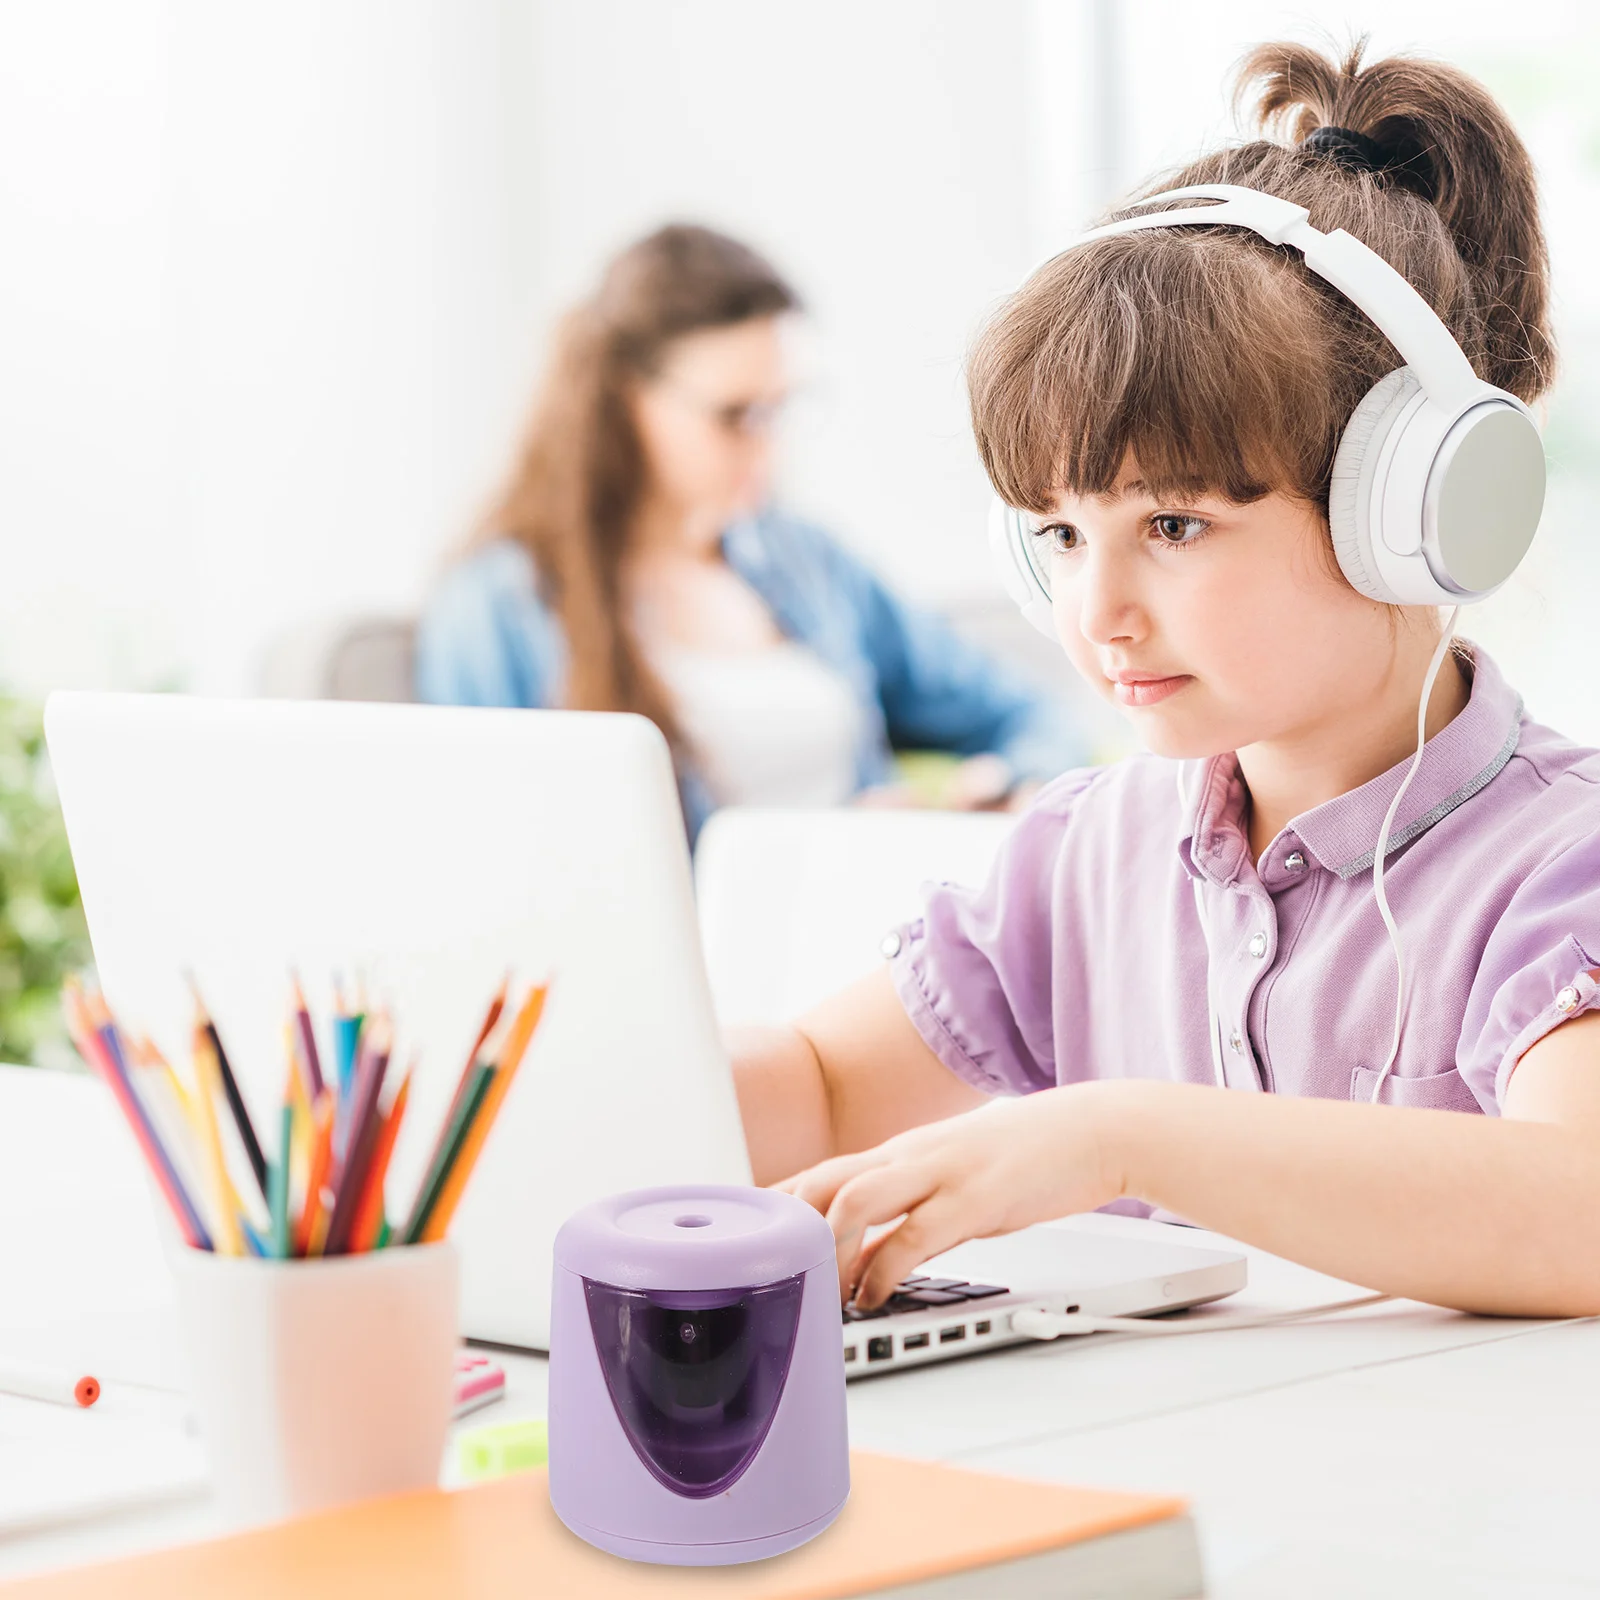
[
  {"left": 731, "top": 42, "right": 1600, "bottom": 1318},
  {"left": 415, "top": 225, "right": 1086, "bottom": 844}
]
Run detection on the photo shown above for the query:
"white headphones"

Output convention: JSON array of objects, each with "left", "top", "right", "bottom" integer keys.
[{"left": 988, "top": 183, "right": 1547, "bottom": 637}]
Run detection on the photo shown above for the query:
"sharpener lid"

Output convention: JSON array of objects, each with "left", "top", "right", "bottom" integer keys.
[{"left": 554, "top": 1184, "right": 834, "bottom": 1292}]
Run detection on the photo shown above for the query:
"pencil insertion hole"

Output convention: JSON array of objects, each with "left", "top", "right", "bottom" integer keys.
[{"left": 673, "top": 1213, "right": 712, "bottom": 1229}]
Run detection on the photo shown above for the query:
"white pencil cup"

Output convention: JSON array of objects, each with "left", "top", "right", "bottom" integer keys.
[{"left": 171, "top": 1241, "right": 458, "bottom": 1528}]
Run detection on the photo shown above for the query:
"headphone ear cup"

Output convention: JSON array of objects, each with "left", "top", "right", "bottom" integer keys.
[
  {"left": 987, "top": 499, "right": 1058, "bottom": 640},
  {"left": 1328, "top": 368, "right": 1420, "bottom": 606}
]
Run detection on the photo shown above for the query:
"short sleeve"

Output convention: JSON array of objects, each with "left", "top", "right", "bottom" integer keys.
[
  {"left": 887, "top": 768, "right": 1101, "bottom": 1096},
  {"left": 1458, "top": 830, "right": 1600, "bottom": 1109}
]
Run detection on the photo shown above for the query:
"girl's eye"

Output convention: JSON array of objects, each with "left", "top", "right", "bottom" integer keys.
[
  {"left": 1032, "top": 522, "right": 1080, "bottom": 554},
  {"left": 1151, "top": 513, "right": 1210, "bottom": 547}
]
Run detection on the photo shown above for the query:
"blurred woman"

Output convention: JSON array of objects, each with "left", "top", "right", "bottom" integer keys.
[{"left": 415, "top": 224, "right": 1086, "bottom": 841}]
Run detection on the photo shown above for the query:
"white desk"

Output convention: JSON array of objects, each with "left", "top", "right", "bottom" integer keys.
[{"left": 1, "top": 1064, "right": 1594, "bottom": 1596}]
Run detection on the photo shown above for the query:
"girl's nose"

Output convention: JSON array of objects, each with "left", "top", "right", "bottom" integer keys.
[{"left": 1069, "top": 545, "right": 1147, "bottom": 647}]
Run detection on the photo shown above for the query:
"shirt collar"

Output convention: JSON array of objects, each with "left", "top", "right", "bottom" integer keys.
[
  {"left": 1178, "top": 752, "right": 1252, "bottom": 885},
  {"left": 1178, "top": 642, "right": 1523, "bottom": 885}
]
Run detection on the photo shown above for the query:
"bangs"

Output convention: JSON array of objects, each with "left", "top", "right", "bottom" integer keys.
[{"left": 968, "top": 231, "right": 1345, "bottom": 514}]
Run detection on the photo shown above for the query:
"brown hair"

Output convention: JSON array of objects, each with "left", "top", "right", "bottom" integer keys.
[
  {"left": 485, "top": 224, "right": 799, "bottom": 751},
  {"left": 968, "top": 40, "right": 1555, "bottom": 520}
]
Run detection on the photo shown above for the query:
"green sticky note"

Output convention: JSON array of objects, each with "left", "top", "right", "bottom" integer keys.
[
  {"left": 457, "top": 1417, "right": 548, "bottom": 1482},
  {"left": 892, "top": 749, "right": 963, "bottom": 807}
]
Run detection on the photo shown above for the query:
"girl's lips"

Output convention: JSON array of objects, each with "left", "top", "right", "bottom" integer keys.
[{"left": 1111, "top": 674, "right": 1192, "bottom": 708}]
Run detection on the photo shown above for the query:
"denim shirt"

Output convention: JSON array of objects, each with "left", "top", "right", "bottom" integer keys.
[{"left": 414, "top": 512, "right": 1089, "bottom": 843}]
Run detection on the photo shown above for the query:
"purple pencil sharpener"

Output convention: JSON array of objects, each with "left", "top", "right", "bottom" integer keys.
[{"left": 548, "top": 1184, "right": 850, "bottom": 1565}]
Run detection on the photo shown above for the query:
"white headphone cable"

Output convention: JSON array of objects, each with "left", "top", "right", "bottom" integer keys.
[
  {"left": 1176, "top": 760, "right": 1229, "bottom": 1089},
  {"left": 1367, "top": 607, "right": 1462, "bottom": 1105}
]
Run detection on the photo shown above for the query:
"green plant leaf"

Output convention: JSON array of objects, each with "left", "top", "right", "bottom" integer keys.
[{"left": 0, "top": 695, "right": 91, "bottom": 1067}]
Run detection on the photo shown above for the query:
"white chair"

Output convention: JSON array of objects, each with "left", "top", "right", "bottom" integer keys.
[
  {"left": 694, "top": 807, "right": 1014, "bottom": 1027},
  {"left": 256, "top": 615, "right": 417, "bottom": 703}
]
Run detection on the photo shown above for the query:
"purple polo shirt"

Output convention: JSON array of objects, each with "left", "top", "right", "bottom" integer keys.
[{"left": 891, "top": 645, "right": 1600, "bottom": 1117}]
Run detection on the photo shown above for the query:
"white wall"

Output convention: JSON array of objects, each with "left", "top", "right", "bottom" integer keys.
[
  {"left": 0, "top": 0, "right": 534, "bottom": 697},
  {"left": 0, "top": 2, "right": 179, "bottom": 693},
  {"left": 167, "top": 3, "right": 534, "bottom": 695}
]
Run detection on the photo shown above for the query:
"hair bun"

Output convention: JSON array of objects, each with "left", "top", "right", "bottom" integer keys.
[
  {"left": 1299, "top": 125, "right": 1394, "bottom": 176},
  {"left": 1237, "top": 37, "right": 1553, "bottom": 402}
]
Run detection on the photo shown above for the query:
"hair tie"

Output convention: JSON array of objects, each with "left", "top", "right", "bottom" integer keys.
[{"left": 1299, "top": 125, "right": 1393, "bottom": 176}]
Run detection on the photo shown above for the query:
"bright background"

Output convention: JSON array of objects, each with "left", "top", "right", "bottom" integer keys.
[{"left": 2, "top": 1, "right": 1595, "bottom": 733}]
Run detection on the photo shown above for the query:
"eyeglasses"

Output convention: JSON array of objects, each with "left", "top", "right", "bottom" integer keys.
[{"left": 652, "top": 377, "right": 791, "bottom": 438}]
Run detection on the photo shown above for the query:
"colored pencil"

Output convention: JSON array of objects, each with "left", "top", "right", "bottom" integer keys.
[
  {"left": 270, "top": 1102, "right": 293, "bottom": 1259},
  {"left": 332, "top": 1012, "right": 363, "bottom": 1119},
  {"left": 421, "top": 985, "right": 549, "bottom": 1243},
  {"left": 191, "top": 1028, "right": 245, "bottom": 1256},
  {"left": 282, "top": 1022, "right": 310, "bottom": 1164},
  {"left": 352, "top": 1068, "right": 411, "bottom": 1253},
  {"left": 68, "top": 973, "right": 537, "bottom": 1263},
  {"left": 130, "top": 1060, "right": 203, "bottom": 1215},
  {"left": 64, "top": 985, "right": 213, "bottom": 1251},
  {"left": 472, "top": 977, "right": 509, "bottom": 1060},
  {"left": 321, "top": 1026, "right": 391, "bottom": 1256},
  {"left": 392, "top": 983, "right": 507, "bottom": 1240},
  {"left": 297, "top": 1095, "right": 335, "bottom": 1257},
  {"left": 332, "top": 1008, "right": 384, "bottom": 1178},
  {"left": 139, "top": 1031, "right": 261, "bottom": 1236},
  {"left": 438, "top": 980, "right": 508, "bottom": 1135},
  {"left": 290, "top": 974, "right": 325, "bottom": 1100},
  {"left": 134, "top": 1035, "right": 190, "bottom": 1118},
  {"left": 188, "top": 978, "right": 268, "bottom": 1203},
  {"left": 402, "top": 1061, "right": 495, "bottom": 1244}
]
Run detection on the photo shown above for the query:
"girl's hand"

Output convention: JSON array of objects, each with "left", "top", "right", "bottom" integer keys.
[
  {"left": 774, "top": 1083, "right": 1125, "bottom": 1307},
  {"left": 944, "top": 756, "right": 1039, "bottom": 812}
]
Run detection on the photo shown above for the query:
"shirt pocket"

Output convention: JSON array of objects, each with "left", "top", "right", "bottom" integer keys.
[{"left": 1349, "top": 1064, "right": 1486, "bottom": 1114}]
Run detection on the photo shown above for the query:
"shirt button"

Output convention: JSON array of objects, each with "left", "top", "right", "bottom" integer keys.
[
  {"left": 1229, "top": 1029, "right": 1245, "bottom": 1055},
  {"left": 1248, "top": 932, "right": 1268, "bottom": 959},
  {"left": 1284, "top": 852, "right": 1306, "bottom": 871},
  {"left": 1556, "top": 985, "right": 1580, "bottom": 1014},
  {"left": 880, "top": 931, "right": 903, "bottom": 960}
]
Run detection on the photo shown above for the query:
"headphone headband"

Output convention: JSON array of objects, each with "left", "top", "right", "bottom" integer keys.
[{"left": 1071, "top": 185, "right": 1484, "bottom": 412}]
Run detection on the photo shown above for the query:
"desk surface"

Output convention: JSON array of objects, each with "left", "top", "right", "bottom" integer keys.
[{"left": 1, "top": 1065, "right": 1593, "bottom": 1597}]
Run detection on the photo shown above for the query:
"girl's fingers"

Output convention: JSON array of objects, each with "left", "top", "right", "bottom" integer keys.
[
  {"left": 785, "top": 1148, "right": 888, "bottom": 1219},
  {"left": 825, "top": 1160, "right": 945, "bottom": 1294},
  {"left": 850, "top": 1198, "right": 971, "bottom": 1308}
]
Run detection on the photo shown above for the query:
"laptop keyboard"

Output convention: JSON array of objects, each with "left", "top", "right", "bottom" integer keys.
[{"left": 841, "top": 1274, "right": 1010, "bottom": 1321}]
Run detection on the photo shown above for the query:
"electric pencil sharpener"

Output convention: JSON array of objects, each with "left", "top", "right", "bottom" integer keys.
[{"left": 548, "top": 1184, "right": 850, "bottom": 1564}]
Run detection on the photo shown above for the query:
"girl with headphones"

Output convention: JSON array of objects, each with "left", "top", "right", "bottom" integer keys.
[{"left": 731, "top": 41, "right": 1600, "bottom": 1318}]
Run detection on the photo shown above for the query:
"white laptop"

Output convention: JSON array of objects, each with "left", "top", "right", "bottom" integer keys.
[{"left": 45, "top": 693, "right": 1243, "bottom": 1371}]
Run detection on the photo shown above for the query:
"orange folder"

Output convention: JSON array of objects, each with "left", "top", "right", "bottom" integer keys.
[{"left": 0, "top": 1452, "right": 1197, "bottom": 1599}]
